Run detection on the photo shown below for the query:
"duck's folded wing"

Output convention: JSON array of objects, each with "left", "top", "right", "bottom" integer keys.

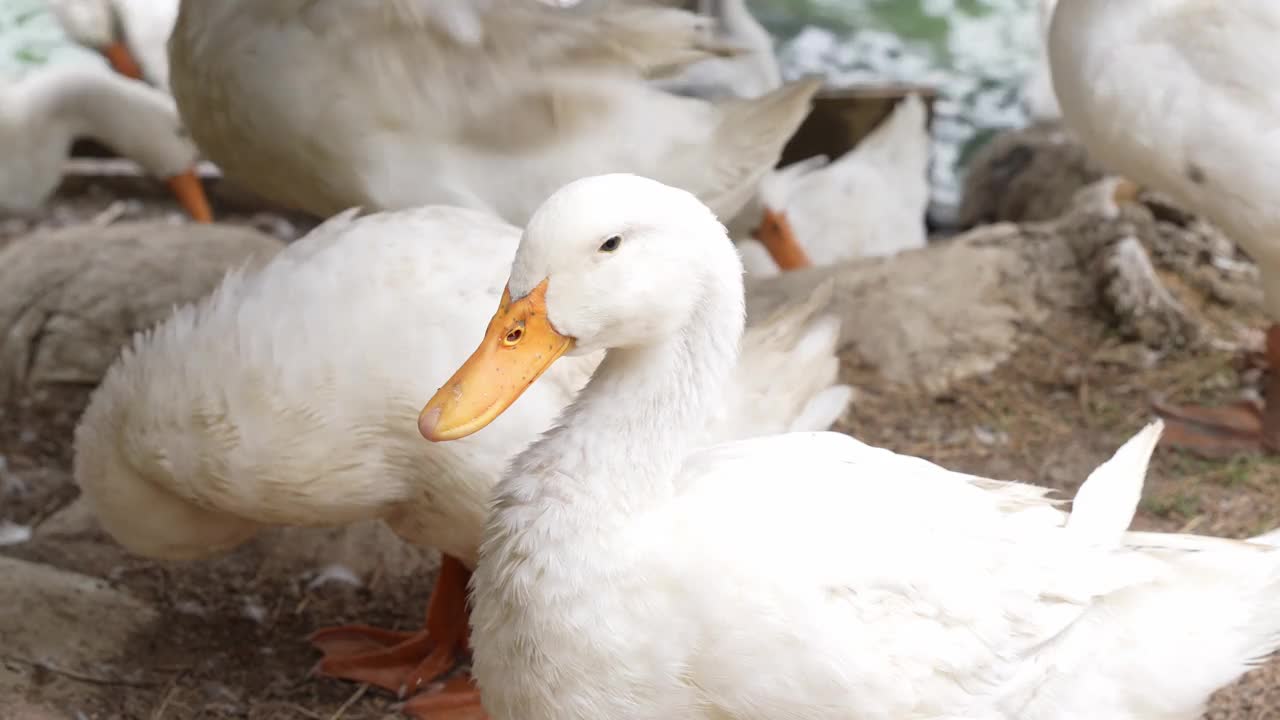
[{"left": 662, "top": 432, "right": 1168, "bottom": 714}]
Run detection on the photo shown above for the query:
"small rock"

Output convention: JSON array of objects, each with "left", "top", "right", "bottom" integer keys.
[
  {"left": 0, "top": 221, "right": 283, "bottom": 404},
  {"left": 959, "top": 123, "right": 1106, "bottom": 228},
  {"left": 0, "top": 556, "right": 158, "bottom": 690}
]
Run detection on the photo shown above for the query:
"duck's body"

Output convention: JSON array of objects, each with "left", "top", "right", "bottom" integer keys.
[
  {"left": 166, "top": 0, "right": 817, "bottom": 270},
  {"left": 744, "top": 94, "right": 930, "bottom": 275},
  {"left": 1049, "top": 1, "right": 1280, "bottom": 455},
  {"left": 416, "top": 173, "right": 1280, "bottom": 720},
  {"left": 0, "top": 61, "right": 207, "bottom": 219},
  {"left": 75, "top": 203, "right": 851, "bottom": 718}
]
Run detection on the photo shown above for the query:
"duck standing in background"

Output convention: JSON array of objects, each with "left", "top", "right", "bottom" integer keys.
[
  {"left": 166, "top": 0, "right": 817, "bottom": 271},
  {"left": 1050, "top": 1, "right": 1280, "bottom": 456}
]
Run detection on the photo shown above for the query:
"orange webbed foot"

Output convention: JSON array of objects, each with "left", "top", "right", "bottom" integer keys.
[{"left": 310, "top": 556, "right": 473, "bottom": 700}]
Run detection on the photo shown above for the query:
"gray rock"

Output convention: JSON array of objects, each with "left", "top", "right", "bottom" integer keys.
[
  {"left": 0, "top": 222, "right": 283, "bottom": 404},
  {"left": 958, "top": 122, "right": 1106, "bottom": 229},
  {"left": 746, "top": 175, "right": 1263, "bottom": 396},
  {"left": 0, "top": 556, "right": 158, "bottom": 704}
]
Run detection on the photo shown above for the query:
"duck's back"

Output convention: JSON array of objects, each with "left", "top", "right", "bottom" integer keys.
[{"left": 74, "top": 206, "right": 588, "bottom": 560}]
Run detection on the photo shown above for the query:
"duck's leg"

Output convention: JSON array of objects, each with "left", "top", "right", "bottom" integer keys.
[
  {"left": 1153, "top": 324, "right": 1280, "bottom": 458},
  {"left": 164, "top": 172, "right": 214, "bottom": 223},
  {"left": 310, "top": 555, "right": 485, "bottom": 717},
  {"left": 754, "top": 208, "right": 813, "bottom": 271}
]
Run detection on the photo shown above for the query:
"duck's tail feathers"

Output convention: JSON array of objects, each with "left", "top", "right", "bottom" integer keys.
[
  {"left": 1066, "top": 420, "right": 1162, "bottom": 544},
  {"left": 703, "top": 75, "right": 823, "bottom": 220},
  {"left": 851, "top": 94, "right": 931, "bottom": 179}
]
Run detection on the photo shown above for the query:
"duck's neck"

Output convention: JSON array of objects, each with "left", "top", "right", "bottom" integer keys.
[
  {"left": 497, "top": 275, "right": 745, "bottom": 523},
  {"left": 32, "top": 67, "right": 179, "bottom": 175}
]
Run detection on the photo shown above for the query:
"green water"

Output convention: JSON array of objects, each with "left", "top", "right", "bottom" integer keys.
[{"left": 752, "top": 0, "right": 1042, "bottom": 221}]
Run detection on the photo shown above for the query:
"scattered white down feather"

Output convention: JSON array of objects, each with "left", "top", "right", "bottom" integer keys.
[
  {"left": 741, "top": 93, "right": 932, "bottom": 274},
  {"left": 73, "top": 202, "right": 851, "bottom": 574}
]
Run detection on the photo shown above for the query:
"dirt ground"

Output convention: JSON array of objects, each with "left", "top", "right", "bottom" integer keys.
[{"left": 2, "top": 175, "right": 1280, "bottom": 720}]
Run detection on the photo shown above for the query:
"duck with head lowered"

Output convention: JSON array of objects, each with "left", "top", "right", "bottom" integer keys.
[
  {"left": 1, "top": 0, "right": 210, "bottom": 221},
  {"left": 422, "top": 173, "right": 1280, "bottom": 720}
]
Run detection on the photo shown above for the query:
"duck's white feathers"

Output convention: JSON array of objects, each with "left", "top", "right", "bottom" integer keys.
[
  {"left": 1048, "top": 1, "right": 1280, "bottom": 313},
  {"left": 475, "top": 425, "right": 1280, "bottom": 719},
  {"left": 0, "top": 62, "right": 197, "bottom": 213},
  {"left": 167, "top": 0, "right": 813, "bottom": 224},
  {"left": 74, "top": 205, "right": 850, "bottom": 565},
  {"left": 754, "top": 94, "right": 930, "bottom": 270}
]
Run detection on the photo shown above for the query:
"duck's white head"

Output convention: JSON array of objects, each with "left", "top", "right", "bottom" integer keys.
[{"left": 420, "top": 173, "right": 742, "bottom": 441}]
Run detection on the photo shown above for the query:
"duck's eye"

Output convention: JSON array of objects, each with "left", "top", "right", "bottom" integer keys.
[
  {"left": 503, "top": 327, "right": 524, "bottom": 346},
  {"left": 598, "top": 235, "right": 622, "bottom": 253}
]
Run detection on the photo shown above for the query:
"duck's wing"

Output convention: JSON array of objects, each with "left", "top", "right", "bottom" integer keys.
[
  {"left": 657, "top": 424, "right": 1280, "bottom": 716},
  {"left": 309, "top": 0, "right": 732, "bottom": 78}
]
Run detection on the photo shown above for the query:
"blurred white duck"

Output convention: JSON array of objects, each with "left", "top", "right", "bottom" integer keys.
[
  {"left": 74, "top": 204, "right": 851, "bottom": 718},
  {"left": 166, "top": 0, "right": 818, "bottom": 271},
  {"left": 740, "top": 94, "right": 931, "bottom": 276},
  {"left": 47, "top": 0, "right": 176, "bottom": 87},
  {"left": 0, "top": 0, "right": 209, "bottom": 220},
  {"left": 420, "top": 173, "right": 1280, "bottom": 720},
  {"left": 1050, "top": 2, "right": 1280, "bottom": 456},
  {"left": 0, "top": 61, "right": 210, "bottom": 220},
  {"left": 651, "top": 0, "right": 781, "bottom": 100},
  {"left": 1021, "top": 0, "right": 1060, "bottom": 123}
]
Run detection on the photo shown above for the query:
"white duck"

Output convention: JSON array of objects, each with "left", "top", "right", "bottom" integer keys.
[
  {"left": 420, "top": 173, "right": 1280, "bottom": 720},
  {"left": 0, "top": 61, "right": 209, "bottom": 220},
  {"left": 165, "top": 0, "right": 818, "bottom": 271},
  {"left": 651, "top": 0, "right": 782, "bottom": 100},
  {"left": 1049, "top": 1, "right": 1280, "bottom": 456},
  {"left": 0, "top": 0, "right": 209, "bottom": 220},
  {"left": 740, "top": 93, "right": 931, "bottom": 276},
  {"left": 73, "top": 203, "right": 851, "bottom": 719}
]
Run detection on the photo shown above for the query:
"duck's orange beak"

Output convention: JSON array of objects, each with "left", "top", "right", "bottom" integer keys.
[
  {"left": 420, "top": 279, "right": 573, "bottom": 442},
  {"left": 102, "top": 40, "right": 144, "bottom": 80},
  {"left": 754, "top": 208, "right": 812, "bottom": 271},
  {"left": 166, "top": 170, "right": 214, "bottom": 223}
]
